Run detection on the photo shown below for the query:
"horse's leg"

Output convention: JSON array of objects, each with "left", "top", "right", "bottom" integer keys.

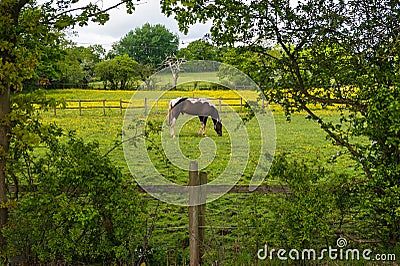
[
  {"left": 170, "top": 117, "right": 177, "bottom": 138},
  {"left": 196, "top": 116, "right": 204, "bottom": 136},
  {"left": 170, "top": 109, "right": 179, "bottom": 138},
  {"left": 197, "top": 116, "right": 207, "bottom": 136},
  {"left": 202, "top": 116, "right": 208, "bottom": 136}
]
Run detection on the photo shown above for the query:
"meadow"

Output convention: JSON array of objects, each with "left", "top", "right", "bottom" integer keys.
[
  {"left": 42, "top": 88, "right": 357, "bottom": 179},
  {"left": 39, "top": 88, "right": 361, "bottom": 264}
]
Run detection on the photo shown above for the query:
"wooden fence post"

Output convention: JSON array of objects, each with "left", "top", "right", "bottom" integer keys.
[
  {"left": 102, "top": 99, "right": 106, "bottom": 116},
  {"left": 53, "top": 105, "right": 57, "bottom": 117},
  {"left": 188, "top": 162, "right": 207, "bottom": 266},
  {"left": 144, "top": 97, "right": 148, "bottom": 115},
  {"left": 189, "top": 161, "right": 200, "bottom": 266},
  {"left": 198, "top": 172, "right": 207, "bottom": 264},
  {"left": 78, "top": 100, "right": 82, "bottom": 116},
  {"left": 240, "top": 97, "right": 243, "bottom": 111},
  {"left": 119, "top": 99, "right": 123, "bottom": 115}
]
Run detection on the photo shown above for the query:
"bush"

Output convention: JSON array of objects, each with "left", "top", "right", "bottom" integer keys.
[
  {"left": 264, "top": 155, "right": 340, "bottom": 251},
  {"left": 4, "top": 136, "right": 146, "bottom": 264}
]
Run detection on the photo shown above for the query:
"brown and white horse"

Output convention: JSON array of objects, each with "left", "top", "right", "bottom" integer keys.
[{"left": 168, "top": 97, "right": 222, "bottom": 137}]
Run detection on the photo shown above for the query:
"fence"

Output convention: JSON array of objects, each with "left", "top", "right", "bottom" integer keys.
[
  {"left": 9, "top": 168, "right": 288, "bottom": 265},
  {"left": 136, "top": 161, "right": 290, "bottom": 266},
  {"left": 52, "top": 97, "right": 266, "bottom": 116}
]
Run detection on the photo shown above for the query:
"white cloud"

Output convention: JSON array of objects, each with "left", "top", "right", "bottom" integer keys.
[{"left": 68, "top": 1, "right": 211, "bottom": 51}]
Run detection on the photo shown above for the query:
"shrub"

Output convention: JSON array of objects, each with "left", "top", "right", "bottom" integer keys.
[{"left": 4, "top": 136, "right": 146, "bottom": 264}]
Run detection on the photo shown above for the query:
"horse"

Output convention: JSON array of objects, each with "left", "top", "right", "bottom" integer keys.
[{"left": 168, "top": 97, "right": 223, "bottom": 138}]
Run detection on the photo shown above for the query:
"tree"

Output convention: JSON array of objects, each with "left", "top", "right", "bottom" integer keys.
[
  {"left": 89, "top": 44, "right": 106, "bottom": 60},
  {"left": 22, "top": 31, "right": 68, "bottom": 90},
  {"left": 136, "top": 63, "right": 157, "bottom": 89},
  {"left": 177, "top": 39, "right": 221, "bottom": 61},
  {"left": 162, "top": 0, "right": 400, "bottom": 246},
  {"left": 30, "top": 41, "right": 107, "bottom": 89},
  {"left": 162, "top": 55, "right": 185, "bottom": 87},
  {"left": 109, "top": 23, "right": 179, "bottom": 89},
  {"left": 218, "top": 46, "right": 278, "bottom": 89},
  {"left": 0, "top": 0, "right": 140, "bottom": 249},
  {"left": 95, "top": 54, "right": 139, "bottom": 90},
  {"left": 25, "top": 40, "right": 106, "bottom": 89},
  {"left": 57, "top": 44, "right": 105, "bottom": 88},
  {"left": 177, "top": 39, "right": 224, "bottom": 72},
  {"left": 110, "top": 23, "right": 179, "bottom": 66}
]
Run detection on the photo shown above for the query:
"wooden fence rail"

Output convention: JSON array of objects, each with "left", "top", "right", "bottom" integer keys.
[
  {"left": 51, "top": 97, "right": 266, "bottom": 116},
  {"left": 135, "top": 184, "right": 290, "bottom": 194}
]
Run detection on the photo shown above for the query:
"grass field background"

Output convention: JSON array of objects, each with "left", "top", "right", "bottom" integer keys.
[
  {"left": 42, "top": 88, "right": 358, "bottom": 182},
  {"left": 37, "top": 88, "right": 363, "bottom": 264}
]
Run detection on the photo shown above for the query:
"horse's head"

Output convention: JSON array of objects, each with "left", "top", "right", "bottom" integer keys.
[{"left": 214, "top": 120, "right": 222, "bottom": 136}]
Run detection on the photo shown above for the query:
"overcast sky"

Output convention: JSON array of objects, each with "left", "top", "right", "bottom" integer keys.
[{"left": 67, "top": 1, "right": 211, "bottom": 51}]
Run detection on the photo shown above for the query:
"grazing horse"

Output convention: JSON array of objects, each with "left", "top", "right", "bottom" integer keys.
[{"left": 168, "top": 97, "right": 223, "bottom": 137}]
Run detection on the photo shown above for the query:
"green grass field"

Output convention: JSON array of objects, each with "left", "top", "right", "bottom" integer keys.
[
  {"left": 41, "top": 88, "right": 357, "bottom": 181},
  {"left": 38, "top": 89, "right": 363, "bottom": 264}
]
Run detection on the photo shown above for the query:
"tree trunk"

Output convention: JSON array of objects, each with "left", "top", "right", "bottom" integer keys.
[
  {"left": 0, "top": 0, "right": 29, "bottom": 248},
  {"left": 173, "top": 72, "right": 178, "bottom": 87},
  {"left": 0, "top": 88, "right": 10, "bottom": 247}
]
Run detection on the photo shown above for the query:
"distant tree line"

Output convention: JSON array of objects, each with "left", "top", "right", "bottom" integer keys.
[{"left": 27, "top": 22, "right": 261, "bottom": 90}]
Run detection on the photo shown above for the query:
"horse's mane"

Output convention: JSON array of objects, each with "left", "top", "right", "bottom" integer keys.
[{"left": 170, "top": 97, "right": 188, "bottom": 109}]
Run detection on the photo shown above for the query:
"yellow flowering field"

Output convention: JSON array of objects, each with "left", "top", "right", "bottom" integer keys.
[{"left": 41, "top": 89, "right": 360, "bottom": 184}]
